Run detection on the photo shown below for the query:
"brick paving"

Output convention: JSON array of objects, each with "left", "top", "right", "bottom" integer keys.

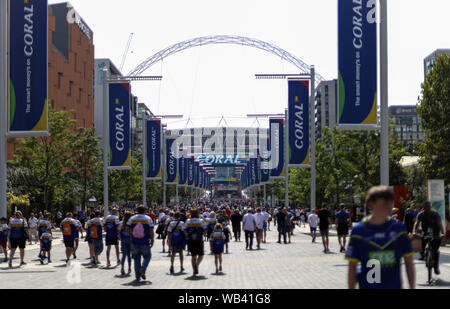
[{"left": 0, "top": 224, "right": 449, "bottom": 289}]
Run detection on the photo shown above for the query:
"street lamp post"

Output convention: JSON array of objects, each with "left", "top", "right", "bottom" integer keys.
[
  {"left": 102, "top": 68, "right": 110, "bottom": 217},
  {"left": 380, "top": 0, "right": 389, "bottom": 186}
]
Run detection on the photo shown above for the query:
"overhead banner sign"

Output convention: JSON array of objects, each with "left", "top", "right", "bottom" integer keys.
[
  {"left": 109, "top": 82, "right": 131, "bottom": 169},
  {"left": 187, "top": 157, "right": 194, "bottom": 187},
  {"left": 146, "top": 120, "right": 162, "bottom": 179},
  {"left": 288, "top": 80, "right": 310, "bottom": 167},
  {"left": 270, "top": 119, "right": 285, "bottom": 179},
  {"left": 9, "top": 0, "right": 49, "bottom": 136},
  {"left": 338, "top": 0, "right": 378, "bottom": 128},
  {"left": 178, "top": 156, "right": 187, "bottom": 186},
  {"left": 165, "top": 138, "right": 177, "bottom": 184},
  {"left": 194, "top": 161, "right": 200, "bottom": 187}
]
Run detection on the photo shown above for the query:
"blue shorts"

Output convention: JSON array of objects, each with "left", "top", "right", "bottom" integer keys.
[
  {"left": 263, "top": 222, "right": 268, "bottom": 231},
  {"left": 310, "top": 227, "right": 317, "bottom": 232}
]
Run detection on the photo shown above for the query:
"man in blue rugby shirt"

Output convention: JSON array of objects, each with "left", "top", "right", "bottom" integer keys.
[
  {"left": 345, "top": 186, "right": 416, "bottom": 289},
  {"left": 8, "top": 211, "right": 30, "bottom": 268},
  {"left": 127, "top": 205, "right": 155, "bottom": 282}
]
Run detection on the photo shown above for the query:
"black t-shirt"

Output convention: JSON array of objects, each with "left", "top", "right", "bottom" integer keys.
[
  {"left": 276, "top": 211, "right": 286, "bottom": 225},
  {"left": 230, "top": 214, "right": 242, "bottom": 227},
  {"left": 404, "top": 212, "right": 414, "bottom": 228},
  {"left": 417, "top": 210, "right": 442, "bottom": 238},
  {"left": 318, "top": 209, "right": 330, "bottom": 228}
]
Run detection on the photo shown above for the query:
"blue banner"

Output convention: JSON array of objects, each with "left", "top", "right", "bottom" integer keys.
[
  {"left": 338, "top": 0, "right": 378, "bottom": 127},
  {"left": 146, "top": 120, "right": 161, "bottom": 179},
  {"left": 260, "top": 151, "right": 270, "bottom": 184},
  {"left": 187, "top": 157, "right": 194, "bottom": 187},
  {"left": 199, "top": 166, "right": 203, "bottom": 188},
  {"left": 194, "top": 161, "right": 200, "bottom": 187},
  {"left": 288, "top": 80, "right": 310, "bottom": 166},
  {"left": 178, "top": 156, "right": 187, "bottom": 186},
  {"left": 109, "top": 83, "right": 131, "bottom": 169},
  {"left": 270, "top": 119, "right": 285, "bottom": 179},
  {"left": 166, "top": 138, "right": 177, "bottom": 184},
  {"left": 9, "top": 0, "right": 48, "bottom": 134}
]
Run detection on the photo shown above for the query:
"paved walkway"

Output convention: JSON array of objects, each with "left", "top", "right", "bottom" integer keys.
[{"left": 0, "top": 224, "right": 449, "bottom": 289}]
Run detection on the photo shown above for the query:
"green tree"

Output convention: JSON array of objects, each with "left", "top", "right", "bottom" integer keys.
[
  {"left": 416, "top": 53, "right": 450, "bottom": 184},
  {"left": 11, "top": 108, "right": 76, "bottom": 212},
  {"left": 69, "top": 127, "right": 101, "bottom": 210}
]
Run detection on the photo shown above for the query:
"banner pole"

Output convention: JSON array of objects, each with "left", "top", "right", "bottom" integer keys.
[
  {"left": 0, "top": 0, "right": 7, "bottom": 218},
  {"left": 310, "top": 66, "right": 316, "bottom": 211},
  {"left": 102, "top": 68, "right": 110, "bottom": 217},
  {"left": 162, "top": 128, "right": 166, "bottom": 208},
  {"left": 142, "top": 112, "right": 147, "bottom": 207},
  {"left": 380, "top": 0, "right": 389, "bottom": 186},
  {"left": 284, "top": 108, "right": 289, "bottom": 209}
]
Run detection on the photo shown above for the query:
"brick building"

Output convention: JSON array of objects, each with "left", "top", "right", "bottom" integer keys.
[{"left": 7, "top": 2, "right": 95, "bottom": 160}]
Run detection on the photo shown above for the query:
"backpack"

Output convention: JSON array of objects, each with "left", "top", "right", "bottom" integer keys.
[
  {"left": 62, "top": 222, "right": 72, "bottom": 236},
  {"left": 132, "top": 222, "right": 145, "bottom": 239},
  {"left": 89, "top": 225, "right": 98, "bottom": 239},
  {"left": 171, "top": 221, "right": 185, "bottom": 247},
  {"left": 189, "top": 227, "right": 202, "bottom": 242}
]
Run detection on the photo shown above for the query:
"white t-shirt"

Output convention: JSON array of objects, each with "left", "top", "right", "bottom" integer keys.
[
  {"left": 254, "top": 213, "right": 266, "bottom": 229},
  {"left": 28, "top": 217, "right": 38, "bottom": 229},
  {"left": 262, "top": 211, "right": 270, "bottom": 222},
  {"left": 242, "top": 214, "right": 256, "bottom": 232},
  {"left": 308, "top": 213, "right": 319, "bottom": 228}
]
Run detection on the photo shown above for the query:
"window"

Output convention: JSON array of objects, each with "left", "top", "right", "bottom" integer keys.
[
  {"left": 57, "top": 73, "right": 63, "bottom": 89},
  {"left": 68, "top": 81, "right": 74, "bottom": 96}
]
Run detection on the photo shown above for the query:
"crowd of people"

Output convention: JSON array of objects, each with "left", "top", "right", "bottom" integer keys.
[{"left": 0, "top": 186, "right": 448, "bottom": 289}]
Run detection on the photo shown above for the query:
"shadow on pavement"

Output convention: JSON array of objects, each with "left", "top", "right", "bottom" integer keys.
[
  {"left": 418, "top": 278, "right": 450, "bottom": 288},
  {"left": 185, "top": 275, "right": 207, "bottom": 281},
  {"left": 114, "top": 273, "right": 132, "bottom": 279},
  {"left": 210, "top": 272, "right": 226, "bottom": 276},
  {"left": 122, "top": 280, "right": 152, "bottom": 287},
  {"left": 0, "top": 270, "right": 56, "bottom": 274}
]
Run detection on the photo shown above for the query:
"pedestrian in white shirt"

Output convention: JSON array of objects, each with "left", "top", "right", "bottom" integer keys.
[
  {"left": 242, "top": 209, "right": 256, "bottom": 250},
  {"left": 254, "top": 208, "right": 266, "bottom": 250},
  {"left": 28, "top": 213, "right": 39, "bottom": 245},
  {"left": 308, "top": 211, "right": 319, "bottom": 243}
]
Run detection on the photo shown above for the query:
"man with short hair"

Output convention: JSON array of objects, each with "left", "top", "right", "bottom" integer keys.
[
  {"left": 414, "top": 201, "right": 445, "bottom": 275},
  {"left": 86, "top": 211, "right": 104, "bottom": 265},
  {"left": 276, "top": 207, "right": 287, "bottom": 244},
  {"left": 230, "top": 209, "right": 242, "bottom": 242},
  {"left": 308, "top": 210, "right": 319, "bottom": 243},
  {"left": 104, "top": 208, "right": 121, "bottom": 267},
  {"left": 28, "top": 213, "right": 39, "bottom": 245},
  {"left": 60, "top": 213, "right": 77, "bottom": 265},
  {"left": 242, "top": 209, "right": 256, "bottom": 250},
  {"left": 318, "top": 205, "right": 331, "bottom": 253},
  {"left": 346, "top": 186, "right": 415, "bottom": 289},
  {"left": 127, "top": 205, "right": 155, "bottom": 282},
  {"left": 184, "top": 208, "right": 207, "bottom": 276},
  {"left": 8, "top": 211, "right": 29, "bottom": 268},
  {"left": 335, "top": 205, "right": 351, "bottom": 253},
  {"left": 254, "top": 208, "right": 265, "bottom": 250}
]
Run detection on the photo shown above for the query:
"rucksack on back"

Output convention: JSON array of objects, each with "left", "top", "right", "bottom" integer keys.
[
  {"left": 89, "top": 225, "right": 98, "bottom": 239},
  {"left": 132, "top": 222, "right": 145, "bottom": 239},
  {"left": 62, "top": 223, "right": 72, "bottom": 236}
]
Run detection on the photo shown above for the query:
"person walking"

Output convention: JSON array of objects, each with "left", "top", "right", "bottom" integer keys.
[
  {"left": 104, "top": 208, "right": 121, "bottom": 267},
  {"left": 335, "top": 205, "right": 351, "bottom": 253},
  {"left": 27, "top": 213, "right": 39, "bottom": 245},
  {"left": 119, "top": 212, "right": 132, "bottom": 276},
  {"left": 8, "top": 211, "right": 30, "bottom": 268},
  {"left": 308, "top": 210, "right": 319, "bottom": 243},
  {"left": 210, "top": 224, "right": 226, "bottom": 274},
  {"left": 230, "top": 209, "right": 242, "bottom": 242},
  {"left": 127, "top": 205, "right": 155, "bottom": 282},
  {"left": 184, "top": 208, "right": 206, "bottom": 276},
  {"left": 0, "top": 218, "right": 9, "bottom": 262},
  {"left": 86, "top": 211, "right": 104, "bottom": 265},
  {"left": 242, "top": 209, "right": 256, "bottom": 250},
  {"left": 318, "top": 205, "right": 331, "bottom": 253},
  {"left": 254, "top": 208, "right": 265, "bottom": 250},
  {"left": 60, "top": 213, "right": 78, "bottom": 265},
  {"left": 167, "top": 212, "right": 186, "bottom": 275},
  {"left": 346, "top": 186, "right": 415, "bottom": 289},
  {"left": 276, "top": 208, "right": 287, "bottom": 244},
  {"left": 39, "top": 228, "right": 52, "bottom": 264}
]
